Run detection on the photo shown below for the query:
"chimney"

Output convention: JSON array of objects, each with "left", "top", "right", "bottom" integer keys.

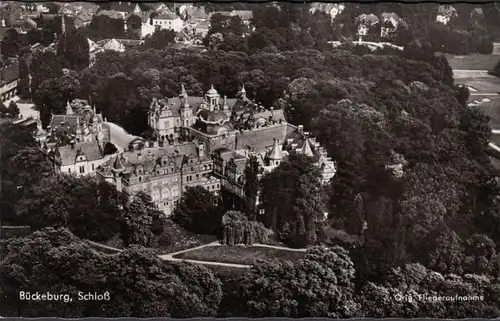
[
  {"left": 298, "top": 125, "right": 304, "bottom": 133},
  {"left": 70, "top": 140, "right": 75, "bottom": 149},
  {"left": 270, "top": 107, "right": 274, "bottom": 111},
  {"left": 1, "top": 18, "right": 5, "bottom": 27}
]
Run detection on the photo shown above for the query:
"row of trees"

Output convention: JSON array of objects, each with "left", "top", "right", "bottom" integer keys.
[{"left": 1, "top": 227, "right": 499, "bottom": 318}]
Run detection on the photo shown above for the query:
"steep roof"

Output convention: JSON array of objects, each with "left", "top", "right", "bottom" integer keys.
[
  {"left": 236, "top": 124, "right": 288, "bottom": 154},
  {"left": 49, "top": 115, "right": 79, "bottom": 134},
  {"left": 267, "top": 138, "right": 283, "bottom": 160},
  {"left": 58, "top": 141, "right": 103, "bottom": 166}
]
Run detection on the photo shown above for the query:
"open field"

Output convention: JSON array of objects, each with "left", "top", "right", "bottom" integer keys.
[
  {"left": 445, "top": 53, "right": 500, "bottom": 71},
  {"left": 105, "top": 219, "right": 217, "bottom": 254},
  {"left": 173, "top": 245, "right": 305, "bottom": 265}
]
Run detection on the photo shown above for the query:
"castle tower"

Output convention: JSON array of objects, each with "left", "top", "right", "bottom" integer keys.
[
  {"left": 205, "top": 84, "right": 220, "bottom": 111},
  {"left": 75, "top": 116, "right": 83, "bottom": 141},
  {"left": 111, "top": 153, "right": 125, "bottom": 192},
  {"left": 179, "top": 84, "right": 193, "bottom": 128},
  {"left": 66, "top": 100, "right": 73, "bottom": 115},
  {"left": 222, "top": 95, "right": 230, "bottom": 116},
  {"left": 61, "top": 14, "right": 66, "bottom": 35},
  {"left": 267, "top": 138, "right": 283, "bottom": 167},
  {"left": 240, "top": 84, "right": 247, "bottom": 100},
  {"left": 299, "top": 137, "right": 315, "bottom": 158}
]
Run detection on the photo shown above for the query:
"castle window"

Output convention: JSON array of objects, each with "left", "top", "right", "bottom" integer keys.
[
  {"left": 79, "top": 166, "right": 85, "bottom": 174},
  {"left": 139, "top": 177, "right": 142, "bottom": 182},
  {"left": 217, "top": 184, "right": 220, "bottom": 189},
  {"left": 92, "top": 164, "right": 95, "bottom": 171},
  {"left": 196, "top": 174, "right": 199, "bottom": 179}
]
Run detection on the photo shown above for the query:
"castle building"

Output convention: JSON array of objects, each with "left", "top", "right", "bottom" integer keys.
[
  {"left": 96, "top": 139, "right": 219, "bottom": 215},
  {"left": 101, "top": 84, "right": 337, "bottom": 216},
  {"left": 45, "top": 100, "right": 112, "bottom": 176}
]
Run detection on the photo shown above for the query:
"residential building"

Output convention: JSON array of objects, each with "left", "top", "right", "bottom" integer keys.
[
  {"left": 145, "top": 3, "right": 169, "bottom": 13},
  {"left": 182, "top": 5, "right": 209, "bottom": 24},
  {"left": 380, "top": 12, "right": 399, "bottom": 39},
  {"left": 309, "top": 3, "right": 345, "bottom": 21},
  {"left": 96, "top": 10, "right": 126, "bottom": 20},
  {"left": 229, "top": 10, "right": 253, "bottom": 24},
  {"left": 74, "top": 11, "right": 92, "bottom": 29},
  {"left": 108, "top": 2, "right": 141, "bottom": 17},
  {"left": 97, "top": 38, "right": 125, "bottom": 52},
  {"left": 152, "top": 13, "right": 183, "bottom": 32},
  {"left": 51, "top": 140, "right": 110, "bottom": 176},
  {"left": 126, "top": 11, "right": 155, "bottom": 38},
  {"left": 0, "top": 60, "right": 19, "bottom": 102},
  {"left": 436, "top": 5, "right": 457, "bottom": 25}
]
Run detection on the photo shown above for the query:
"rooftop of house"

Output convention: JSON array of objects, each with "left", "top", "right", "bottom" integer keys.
[
  {"left": 127, "top": 10, "right": 152, "bottom": 23},
  {"left": 109, "top": 2, "right": 139, "bottom": 13},
  {"left": 58, "top": 141, "right": 103, "bottom": 166},
  {"left": 97, "top": 10, "right": 125, "bottom": 20},
  {"left": 230, "top": 10, "right": 253, "bottom": 21},
  {"left": 154, "top": 13, "right": 180, "bottom": 20}
]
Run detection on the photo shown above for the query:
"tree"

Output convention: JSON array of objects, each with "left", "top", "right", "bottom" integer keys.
[
  {"left": 120, "top": 191, "right": 163, "bottom": 247},
  {"left": 143, "top": 29, "right": 176, "bottom": 50},
  {"left": 57, "top": 29, "right": 90, "bottom": 71},
  {"left": 7, "top": 101, "right": 19, "bottom": 118},
  {"left": 1, "top": 28, "right": 23, "bottom": 59},
  {"left": 243, "top": 155, "right": 259, "bottom": 217},
  {"left": 16, "top": 175, "right": 123, "bottom": 242},
  {"left": 359, "top": 263, "right": 500, "bottom": 318},
  {"left": 18, "top": 54, "right": 31, "bottom": 98},
  {"left": 235, "top": 246, "right": 359, "bottom": 317},
  {"left": 220, "top": 211, "right": 270, "bottom": 245},
  {"left": 0, "top": 228, "right": 223, "bottom": 318},
  {"left": 260, "top": 153, "right": 325, "bottom": 247},
  {"left": 172, "top": 186, "right": 222, "bottom": 235}
]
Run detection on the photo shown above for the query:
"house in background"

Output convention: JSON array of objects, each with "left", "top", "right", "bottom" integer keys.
[
  {"left": 182, "top": 5, "right": 209, "bottom": 25},
  {"left": 126, "top": 11, "right": 154, "bottom": 38},
  {"left": 109, "top": 2, "right": 141, "bottom": 18},
  {"left": 144, "top": 2, "right": 169, "bottom": 13},
  {"left": 152, "top": 13, "right": 183, "bottom": 32},
  {"left": 436, "top": 5, "right": 457, "bottom": 25},
  {"left": 229, "top": 10, "right": 253, "bottom": 25},
  {"left": 356, "top": 13, "right": 379, "bottom": 41},
  {"left": 97, "top": 10, "right": 126, "bottom": 20},
  {"left": 74, "top": 11, "right": 92, "bottom": 28},
  {"left": 380, "top": 12, "right": 400, "bottom": 39},
  {"left": 0, "top": 59, "right": 19, "bottom": 101},
  {"left": 97, "top": 38, "right": 126, "bottom": 53}
]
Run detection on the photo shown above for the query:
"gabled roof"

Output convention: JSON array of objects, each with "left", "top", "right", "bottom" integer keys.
[
  {"left": 230, "top": 10, "right": 253, "bottom": 21},
  {"left": 97, "top": 10, "right": 125, "bottom": 20},
  {"left": 58, "top": 141, "right": 103, "bottom": 166},
  {"left": 109, "top": 2, "right": 139, "bottom": 13},
  {"left": 154, "top": 13, "right": 180, "bottom": 20}
]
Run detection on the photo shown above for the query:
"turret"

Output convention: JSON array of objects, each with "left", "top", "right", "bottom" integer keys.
[
  {"left": 267, "top": 138, "right": 282, "bottom": 166},
  {"left": 240, "top": 84, "right": 247, "bottom": 100},
  {"left": 180, "top": 84, "right": 190, "bottom": 109},
  {"left": 66, "top": 100, "right": 73, "bottom": 115},
  {"left": 75, "top": 117, "right": 83, "bottom": 141},
  {"left": 223, "top": 95, "right": 230, "bottom": 116}
]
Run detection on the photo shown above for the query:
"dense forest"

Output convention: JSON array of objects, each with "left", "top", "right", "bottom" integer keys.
[{"left": 2, "top": 2, "right": 500, "bottom": 318}]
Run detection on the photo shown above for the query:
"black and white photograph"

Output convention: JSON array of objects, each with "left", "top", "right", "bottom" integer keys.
[{"left": 1, "top": 0, "right": 500, "bottom": 318}]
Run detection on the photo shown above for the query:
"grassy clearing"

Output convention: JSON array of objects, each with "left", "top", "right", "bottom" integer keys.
[
  {"left": 104, "top": 219, "right": 217, "bottom": 254},
  {"left": 173, "top": 245, "right": 305, "bottom": 265},
  {"left": 445, "top": 53, "right": 500, "bottom": 71}
]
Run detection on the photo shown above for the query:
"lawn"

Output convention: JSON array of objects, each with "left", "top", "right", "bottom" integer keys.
[
  {"left": 173, "top": 245, "right": 305, "bottom": 265},
  {"left": 445, "top": 53, "right": 500, "bottom": 71},
  {"left": 105, "top": 219, "right": 217, "bottom": 254}
]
